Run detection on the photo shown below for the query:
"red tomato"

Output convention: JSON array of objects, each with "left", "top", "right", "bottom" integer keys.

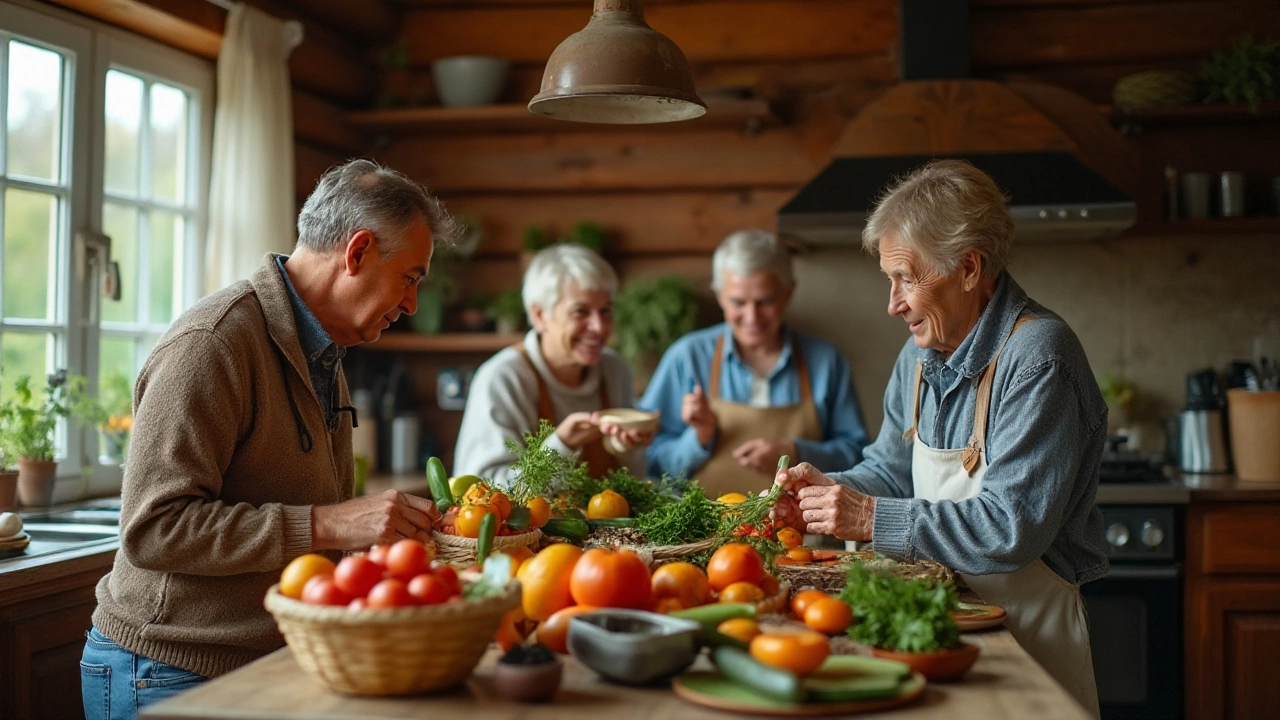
[
  {"left": 386, "top": 539, "right": 432, "bottom": 581},
  {"left": 569, "top": 548, "right": 652, "bottom": 609},
  {"left": 348, "top": 598, "right": 368, "bottom": 611},
  {"left": 301, "top": 575, "right": 352, "bottom": 606},
  {"left": 367, "top": 544, "right": 390, "bottom": 567},
  {"left": 430, "top": 561, "right": 462, "bottom": 596},
  {"left": 366, "top": 579, "right": 415, "bottom": 608},
  {"left": 334, "top": 556, "right": 384, "bottom": 598},
  {"left": 407, "top": 573, "right": 451, "bottom": 605}
]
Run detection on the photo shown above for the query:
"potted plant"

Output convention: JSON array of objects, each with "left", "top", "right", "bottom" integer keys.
[
  {"left": 487, "top": 288, "right": 526, "bottom": 336},
  {"left": 74, "top": 370, "right": 134, "bottom": 465},
  {"left": 0, "top": 398, "right": 16, "bottom": 511},
  {"left": 412, "top": 250, "right": 460, "bottom": 335},
  {"left": 564, "top": 220, "right": 610, "bottom": 254},
  {"left": 1199, "top": 36, "right": 1280, "bottom": 111},
  {"left": 0, "top": 370, "right": 88, "bottom": 507},
  {"left": 838, "top": 563, "right": 977, "bottom": 681},
  {"left": 520, "top": 225, "right": 555, "bottom": 273},
  {"left": 459, "top": 292, "right": 493, "bottom": 333},
  {"left": 610, "top": 275, "right": 698, "bottom": 389}
]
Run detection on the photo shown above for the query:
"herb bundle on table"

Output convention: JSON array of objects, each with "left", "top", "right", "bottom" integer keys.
[{"left": 839, "top": 562, "right": 960, "bottom": 653}]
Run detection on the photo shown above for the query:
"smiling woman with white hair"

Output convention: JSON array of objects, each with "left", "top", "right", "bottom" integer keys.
[{"left": 454, "top": 244, "right": 650, "bottom": 484}]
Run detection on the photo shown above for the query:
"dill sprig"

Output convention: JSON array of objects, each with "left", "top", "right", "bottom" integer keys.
[
  {"left": 636, "top": 482, "right": 720, "bottom": 545},
  {"left": 601, "top": 467, "right": 671, "bottom": 515},
  {"left": 715, "top": 483, "right": 784, "bottom": 537},
  {"left": 505, "top": 419, "right": 588, "bottom": 506}
]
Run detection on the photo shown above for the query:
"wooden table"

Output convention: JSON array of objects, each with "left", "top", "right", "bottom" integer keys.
[{"left": 143, "top": 628, "right": 1091, "bottom": 720}]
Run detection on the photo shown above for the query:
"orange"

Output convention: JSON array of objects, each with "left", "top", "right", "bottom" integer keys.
[
  {"left": 803, "top": 597, "right": 854, "bottom": 634},
  {"left": 717, "top": 617, "right": 761, "bottom": 644},
  {"left": 716, "top": 493, "right": 748, "bottom": 505},
  {"left": 279, "top": 554, "right": 336, "bottom": 599},
  {"left": 494, "top": 607, "right": 528, "bottom": 652},
  {"left": 786, "top": 546, "right": 815, "bottom": 563},
  {"left": 719, "top": 581, "right": 765, "bottom": 604},
  {"left": 790, "top": 589, "right": 831, "bottom": 619},
  {"left": 706, "top": 542, "right": 766, "bottom": 592},
  {"left": 750, "top": 631, "right": 831, "bottom": 676},
  {"left": 526, "top": 497, "right": 552, "bottom": 529},
  {"left": 517, "top": 543, "right": 583, "bottom": 621},
  {"left": 454, "top": 505, "right": 488, "bottom": 538},
  {"left": 586, "top": 489, "right": 630, "bottom": 519},
  {"left": 536, "top": 605, "right": 595, "bottom": 654},
  {"left": 776, "top": 527, "right": 803, "bottom": 549},
  {"left": 651, "top": 562, "right": 712, "bottom": 608}
]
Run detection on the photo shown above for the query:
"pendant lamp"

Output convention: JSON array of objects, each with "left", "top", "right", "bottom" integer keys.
[{"left": 528, "top": 0, "right": 706, "bottom": 124}]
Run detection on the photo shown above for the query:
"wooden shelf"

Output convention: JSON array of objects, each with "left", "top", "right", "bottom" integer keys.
[
  {"left": 1126, "top": 217, "right": 1280, "bottom": 237},
  {"left": 362, "top": 332, "right": 522, "bottom": 353},
  {"left": 1111, "top": 102, "right": 1280, "bottom": 133},
  {"left": 345, "top": 97, "right": 780, "bottom": 135}
]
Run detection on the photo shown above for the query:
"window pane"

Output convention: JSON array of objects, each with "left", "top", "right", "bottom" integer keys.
[
  {"left": 149, "top": 210, "right": 180, "bottom": 324},
  {"left": 3, "top": 188, "right": 57, "bottom": 321},
  {"left": 101, "top": 202, "right": 138, "bottom": 324},
  {"left": 149, "top": 83, "right": 187, "bottom": 204},
  {"left": 6, "top": 41, "right": 63, "bottom": 182},
  {"left": 104, "top": 70, "right": 143, "bottom": 195},
  {"left": 0, "top": 331, "right": 50, "bottom": 392}
]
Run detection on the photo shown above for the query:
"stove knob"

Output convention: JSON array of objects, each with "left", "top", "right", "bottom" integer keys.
[
  {"left": 1141, "top": 520, "right": 1165, "bottom": 549},
  {"left": 1106, "top": 522, "right": 1130, "bottom": 548}
]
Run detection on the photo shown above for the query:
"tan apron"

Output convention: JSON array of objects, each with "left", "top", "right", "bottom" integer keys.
[
  {"left": 903, "top": 317, "right": 1100, "bottom": 719},
  {"left": 698, "top": 335, "right": 822, "bottom": 497},
  {"left": 515, "top": 345, "right": 620, "bottom": 479}
]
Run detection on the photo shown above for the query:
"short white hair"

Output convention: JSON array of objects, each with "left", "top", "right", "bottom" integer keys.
[
  {"left": 521, "top": 244, "right": 618, "bottom": 322},
  {"left": 711, "top": 229, "right": 794, "bottom": 291}
]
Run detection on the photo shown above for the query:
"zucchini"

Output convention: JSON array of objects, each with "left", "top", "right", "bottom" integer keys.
[
  {"left": 672, "top": 602, "right": 756, "bottom": 628},
  {"left": 541, "top": 518, "right": 589, "bottom": 543},
  {"left": 505, "top": 505, "right": 531, "bottom": 531},
  {"left": 476, "top": 512, "right": 498, "bottom": 564},
  {"left": 585, "top": 517, "right": 638, "bottom": 529},
  {"left": 711, "top": 646, "right": 806, "bottom": 704},
  {"left": 805, "top": 674, "right": 904, "bottom": 702},
  {"left": 426, "top": 457, "right": 452, "bottom": 511},
  {"left": 813, "top": 654, "right": 911, "bottom": 680}
]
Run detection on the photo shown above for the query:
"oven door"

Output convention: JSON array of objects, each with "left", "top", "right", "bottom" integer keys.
[{"left": 1081, "top": 563, "right": 1183, "bottom": 720}]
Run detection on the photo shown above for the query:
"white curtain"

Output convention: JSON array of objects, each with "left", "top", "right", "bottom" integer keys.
[{"left": 204, "top": 4, "right": 304, "bottom": 295}]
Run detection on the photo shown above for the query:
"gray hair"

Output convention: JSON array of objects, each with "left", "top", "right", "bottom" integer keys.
[
  {"left": 522, "top": 244, "right": 618, "bottom": 322},
  {"left": 711, "top": 229, "right": 794, "bottom": 291},
  {"left": 861, "top": 159, "right": 1013, "bottom": 280},
  {"left": 296, "top": 158, "right": 457, "bottom": 257}
]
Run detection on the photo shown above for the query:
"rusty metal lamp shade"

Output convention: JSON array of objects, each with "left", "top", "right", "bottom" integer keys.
[{"left": 528, "top": 0, "right": 706, "bottom": 124}]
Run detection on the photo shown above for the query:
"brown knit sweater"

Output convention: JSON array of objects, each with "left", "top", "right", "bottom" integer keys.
[{"left": 93, "top": 255, "right": 354, "bottom": 678}]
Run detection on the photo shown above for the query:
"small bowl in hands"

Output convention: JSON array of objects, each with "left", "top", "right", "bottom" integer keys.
[
  {"left": 595, "top": 408, "right": 660, "bottom": 456},
  {"left": 567, "top": 609, "right": 700, "bottom": 685},
  {"left": 493, "top": 643, "right": 563, "bottom": 702},
  {"left": 870, "top": 641, "right": 980, "bottom": 682}
]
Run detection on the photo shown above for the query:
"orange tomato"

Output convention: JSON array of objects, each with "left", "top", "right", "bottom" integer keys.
[
  {"left": 790, "top": 589, "right": 831, "bottom": 619},
  {"left": 719, "top": 581, "right": 765, "bottom": 604},
  {"left": 501, "top": 545, "right": 536, "bottom": 577},
  {"left": 279, "top": 554, "right": 336, "bottom": 599},
  {"left": 716, "top": 493, "right": 748, "bottom": 505},
  {"left": 586, "top": 489, "right": 630, "bottom": 519},
  {"left": 653, "top": 597, "right": 686, "bottom": 614},
  {"left": 651, "top": 562, "right": 712, "bottom": 608},
  {"left": 536, "top": 605, "right": 595, "bottom": 654},
  {"left": 526, "top": 497, "right": 551, "bottom": 529},
  {"left": 786, "top": 547, "right": 815, "bottom": 564},
  {"left": 706, "top": 542, "right": 766, "bottom": 592},
  {"left": 803, "top": 597, "right": 854, "bottom": 635},
  {"left": 517, "top": 543, "right": 584, "bottom": 621},
  {"left": 776, "top": 527, "right": 803, "bottom": 549},
  {"left": 494, "top": 607, "right": 528, "bottom": 652},
  {"left": 750, "top": 631, "right": 831, "bottom": 676},
  {"left": 569, "top": 548, "right": 652, "bottom": 609},
  {"left": 386, "top": 539, "right": 434, "bottom": 581},
  {"left": 485, "top": 491, "right": 513, "bottom": 524},
  {"left": 717, "top": 617, "right": 761, "bottom": 644},
  {"left": 454, "top": 505, "right": 488, "bottom": 538}
]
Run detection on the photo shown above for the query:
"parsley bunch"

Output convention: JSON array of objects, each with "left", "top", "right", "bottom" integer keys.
[
  {"left": 839, "top": 562, "right": 960, "bottom": 653},
  {"left": 636, "top": 482, "right": 720, "bottom": 545}
]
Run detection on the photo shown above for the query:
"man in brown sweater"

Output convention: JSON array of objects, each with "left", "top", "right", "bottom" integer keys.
[{"left": 81, "top": 159, "right": 454, "bottom": 720}]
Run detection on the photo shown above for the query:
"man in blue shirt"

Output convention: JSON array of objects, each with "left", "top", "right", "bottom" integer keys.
[{"left": 639, "top": 230, "right": 869, "bottom": 496}]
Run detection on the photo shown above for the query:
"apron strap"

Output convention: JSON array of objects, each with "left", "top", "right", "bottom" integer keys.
[
  {"left": 709, "top": 335, "right": 724, "bottom": 399},
  {"left": 963, "top": 315, "right": 1034, "bottom": 474},
  {"left": 903, "top": 362, "right": 924, "bottom": 441},
  {"left": 710, "top": 333, "right": 811, "bottom": 403},
  {"left": 515, "top": 342, "right": 612, "bottom": 423}
]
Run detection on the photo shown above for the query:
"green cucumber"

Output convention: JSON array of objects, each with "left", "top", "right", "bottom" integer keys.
[
  {"left": 672, "top": 602, "right": 756, "bottom": 628},
  {"left": 541, "top": 518, "right": 589, "bottom": 543},
  {"left": 476, "top": 512, "right": 498, "bottom": 564},
  {"left": 426, "top": 457, "right": 452, "bottom": 511},
  {"left": 585, "top": 517, "right": 638, "bottom": 529},
  {"left": 505, "top": 505, "right": 532, "bottom": 531},
  {"left": 805, "top": 674, "right": 903, "bottom": 702},
  {"left": 711, "top": 646, "right": 806, "bottom": 704},
  {"left": 814, "top": 654, "right": 911, "bottom": 680}
]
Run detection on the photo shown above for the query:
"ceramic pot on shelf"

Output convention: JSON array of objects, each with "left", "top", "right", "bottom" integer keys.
[
  {"left": 15, "top": 458, "right": 57, "bottom": 507},
  {"left": 0, "top": 470, "right": 18, "bottom": 512}
]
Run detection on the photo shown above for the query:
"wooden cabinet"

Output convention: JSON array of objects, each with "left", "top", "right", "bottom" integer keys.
[
  {"left": 0, "top": 556, "right": 115, "bottom": 720},
  {"left": 1186, "top": 503, "right": 1280, "bottom": 720}
]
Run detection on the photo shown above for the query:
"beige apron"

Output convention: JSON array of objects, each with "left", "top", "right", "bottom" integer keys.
[
  {"left": 514, "top": 345, "right": 620, "bottom": 479},
  {"left": 698, "top": 335, "right": 822, "bottom": 497},
  {"left": 904, "top": 318, "right": 1100, "bottom": 719}
]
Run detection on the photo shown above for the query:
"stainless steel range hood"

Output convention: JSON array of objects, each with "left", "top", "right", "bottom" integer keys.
[{"left": 778, "top": 1, "right": 1137, "bottom": 246}]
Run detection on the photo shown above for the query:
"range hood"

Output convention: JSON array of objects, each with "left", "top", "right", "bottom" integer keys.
[{"left": 778, "top": 1, "right": 1137, "bottom": 246}]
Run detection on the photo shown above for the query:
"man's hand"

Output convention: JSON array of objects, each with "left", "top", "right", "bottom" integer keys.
[
  {"left": 796, "top": 485, "right": 875, "bottom": 542},
  {"left": 311, "top": 490, "right": 440, "bottom": 551},
  {"left": 682, "top": 384, "right": 716, "bottom": 446},
  {"left": 769, "top": 461, "right": 833, "bottom": 531},
  {"left": 733, "top": 438, "right": 797, "bottom": 475},
  {"left": 557, "top": 411, "right": 602, "bottom": 450}
]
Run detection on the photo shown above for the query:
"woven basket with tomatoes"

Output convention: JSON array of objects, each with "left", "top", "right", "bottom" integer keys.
[{"left": 433, "top": 479, "right": 547, "bottom": 565}]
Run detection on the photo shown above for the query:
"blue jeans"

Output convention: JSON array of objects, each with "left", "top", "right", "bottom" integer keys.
[{"left": 80, "top": 626, "right": 207, "bottom": 720}]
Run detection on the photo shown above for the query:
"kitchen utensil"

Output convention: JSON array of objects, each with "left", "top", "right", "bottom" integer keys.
[
  {"left": 1218, "top": 171, "right": 1246, "bottom": 217},
  {"left": 567, "top": 609, "right": 701, "bottom": 685},
  {"left": 432, "top": 56, "right": 509, "bottom": 107},
  {"left": 1181, "top": 172, "right": 1211, "bottom": 219},
  {"left": 389, "top": 414, "right": 420, "bottom": 474},
  {"left": 595, "top": 408, "right": 660, "bottom": 456},
  {"left": 1179, "top": 369, "right": 1231, "bottom": 473},
  {"left": 1227, "top": 389, "right": 1280, "bottom": 482}
]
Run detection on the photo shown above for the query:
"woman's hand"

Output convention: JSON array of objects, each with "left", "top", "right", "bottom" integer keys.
[
  {"left": 733, "top": 438, "right": 797, "bottom": 475},
  {"left": 796, "top": 485, "right": 875, "bottom": 541},
  {"left": 557, "top": 411, "right": 602, "bottom": 450},
  {"left": 311, "top": 490, "right": 440, "bottom": 551},
  {"left": 682, "top": 384, "right": 716, "bottom": 446},
  {"left": 597, "top": 415, "right": 656, "bottom": 451}
]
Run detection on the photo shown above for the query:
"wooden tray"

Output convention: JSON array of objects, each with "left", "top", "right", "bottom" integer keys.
[{"left": 950, "top": 602, "right": 1007, "bottom": 632}]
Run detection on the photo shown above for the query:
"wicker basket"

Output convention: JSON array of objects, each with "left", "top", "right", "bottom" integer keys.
[
  {"left": 753, "top": 578, "right": 792, "bottom": 615},
  {"left": 776, "top": 552, "right": 955, "bottom": 594},
  {"left": 264, "top": 581, "right": 520, "bottom": 696},
  {"left": 433, "top": 529, "right": 542, "bottom": 566}
]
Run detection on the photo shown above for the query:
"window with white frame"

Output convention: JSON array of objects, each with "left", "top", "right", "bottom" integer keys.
[{"left": 0, "top": 0, "right": 211, "bottom": 485}]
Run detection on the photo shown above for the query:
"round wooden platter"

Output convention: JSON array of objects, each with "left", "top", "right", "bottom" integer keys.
[
  {"left": 672, "top": 667, "right": 926, "bottom": 717},
  {"left": 950, "top": 602, "right": 1007, "bottom": 632}
]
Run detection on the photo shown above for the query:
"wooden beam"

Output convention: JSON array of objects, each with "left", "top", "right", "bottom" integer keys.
[
  {"left": 293, "top": 90, "right": 365, "bottom": 155},
  {"left": 44, "top": 0, "right": 221, "bottom": 60},
  {"left": 274, "top": 0, "right": 399, "bottom": 41},
  {"left": 399, "top": 0, "right": 897, "bottom": 65}
]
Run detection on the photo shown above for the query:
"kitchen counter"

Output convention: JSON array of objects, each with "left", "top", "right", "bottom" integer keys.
[
  {"left": 142, "top": 628, "right": 1090, "bottom": 720},
  {"left": 1096, "top": 472, "right": 1280, "bottom": 504}
]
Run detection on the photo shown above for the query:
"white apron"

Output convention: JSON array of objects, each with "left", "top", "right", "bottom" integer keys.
[{"left": 905, "top": 317, "right": 1100, "bottom": 718}]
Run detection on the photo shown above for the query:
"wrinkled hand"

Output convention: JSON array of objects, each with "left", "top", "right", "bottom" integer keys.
[
  {"left": 312, "top": 489, "right": 440, "bottom": 551},
  {"left": 597, "top": 414, "right": 657, "bottom": 452},
  {"left": 557, "top": 411, "right": 602, "bottom": 450},
  {"left": 682, "top": 384, "right": 716, "bottom": 446},
  {"left": 796, "top": 485, "right": 875, "bottom": 541},
  {"left": 769, "top": 461, "right": 833, "bottom": 531},
  {"left": 733, "top": 438, "right": 797, "bottom": 476}
]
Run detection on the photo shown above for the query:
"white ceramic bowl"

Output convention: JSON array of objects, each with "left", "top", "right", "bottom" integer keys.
[
  {"left": 596, "top": 408, "right": 660, "bottom": 456},
  {"left": 432, "top": 56, "right": 509, "bottom": 107}
]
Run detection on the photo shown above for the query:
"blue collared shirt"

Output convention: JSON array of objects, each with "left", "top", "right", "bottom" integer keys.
[
  {"left": 638, "top": 323, "right": 869, "bottom": 479},
  {"left": 275, "top": 255, "right": 344, "bottom": 423},
  {"left": 835, "top": 272, "right": 1110, "bottom": 584}
]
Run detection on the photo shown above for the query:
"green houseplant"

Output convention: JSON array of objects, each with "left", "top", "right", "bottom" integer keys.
[
  {"left": 1199, "top": 36, "right": 1280, "bottom": 110},
  {"left": 75, "top": 370, "right": 133, "bottom": 464},
  {"left": 487, "top": 287, "right": 526, "bottom": 336},
  {"left": 0, "top": 370, "right": 90, "bottom": 506},
  {"left": 610, "top": 275, "right": 698, "bottom": 388}
]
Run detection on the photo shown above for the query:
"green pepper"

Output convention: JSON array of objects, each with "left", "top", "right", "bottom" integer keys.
[{"left": 476, "top": 511, "right": 498, "bottom": 565}]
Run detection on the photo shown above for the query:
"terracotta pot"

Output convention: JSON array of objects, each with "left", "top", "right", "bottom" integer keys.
[
  {"left": 0, "top": 470, "right": 17, "bottom": 512},
  {"left": 15, "top": 458, "right": 57, "bottom": 508},
  {"left": 870, "top": 641, "right": 980, "bottom": 682}
]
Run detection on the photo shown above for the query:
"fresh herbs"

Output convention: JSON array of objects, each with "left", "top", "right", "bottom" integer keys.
[
  {"left": 716, "top": 483, "right": 784, "bottom": 537},
  {"left": 636, "top": 482, "right": 720, "bottom": 546},
  {"left": 560, "top": 464, "right": 674, "bottom": 515},
  {"left": 839, "top": 563, "right": 960, "bottom": 653},
  {"left": 506, "top": 419, "right": 588, "bottom": 506}
]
